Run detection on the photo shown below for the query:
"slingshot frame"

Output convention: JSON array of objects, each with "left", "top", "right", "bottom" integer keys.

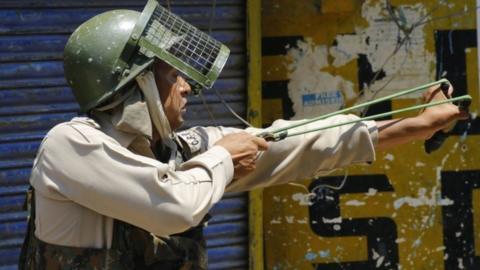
[{"left": 258, "top": 79, "right": 472, "bottom": 142}]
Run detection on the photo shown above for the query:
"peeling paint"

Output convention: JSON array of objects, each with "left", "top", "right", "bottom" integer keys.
[
  {"left": 305, "top": 252, "right": 317, "bottom": 261},
  {"left": 296, "top": 217, "right": 308, "bottom": 224},
  {"left": 322, "top": 216, "right": 343, "bottom": 224},
  {"left": 286, "top": 39, "right": 356, "bottom": 119},
  {"left": 319, "top": 250, "right": 331, "bottom": 258},
  {"left": 345, "top": 199, "right": 366, "bottom": 206},
  {"left": 270, "top": 218, "right": 282, "bottom": 224},
  {"left": 393, "top": 188, "right": 454, "bottom": 209},
  {"left": 415, "top": 161, "right": 426, "bottom": 167},
  {"left": 284, "top": 0, "right": 436, "bottom": 119},
  {"left": 263, "top": 0, "right": 479, "bottom": 268},
  {"left": 331, "top": 0, "right": 436, "bottom": 100},
  {"left": 395, "top": 238, "right": 406, "bottom": 244},
  {"left": 384, "top": 153, "right": 395, "bottom": 161},
  {"left": 372, "top": 248, "right": 385, "bottom": 267},
  {"left": 366, "top": 188, "right": 378, "bottom": 196},
  {"left": 412, "top": 238, "right": 422, "bottom": 248},
  {"left": 292, "top": 192, "right": 314, "bottom": 206},
  {"left": 285, "top": 216, "right": 295, "bottom": 223}
]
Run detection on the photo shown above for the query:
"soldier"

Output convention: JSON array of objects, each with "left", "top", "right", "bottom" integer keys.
[{"left": 19, "top": 0, "right": 467, "bottom": 269}]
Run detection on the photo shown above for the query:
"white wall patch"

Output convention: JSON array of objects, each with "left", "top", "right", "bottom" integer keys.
[
  {"left": 331, "top": 0, "right": 436, "bottom": 101},
  {"left": 286, "top": 38, "right": 356, "bottom": 119},
  {"left": 284, "top": 0, "right": 436, "bottom": 120}
]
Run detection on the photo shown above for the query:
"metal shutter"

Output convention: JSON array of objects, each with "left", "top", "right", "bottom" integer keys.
[{"left": 0, "top": 1, "right": 247, "bottom": 269}]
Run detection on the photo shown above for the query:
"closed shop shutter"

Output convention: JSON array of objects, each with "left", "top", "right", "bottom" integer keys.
[{"left": 0, "top": 1, "right": 247, "bottom": 269}]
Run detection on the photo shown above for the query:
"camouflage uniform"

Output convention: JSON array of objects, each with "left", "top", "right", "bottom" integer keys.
[{"left": 19, "top": 139, "right": 208, "bottom": 270}]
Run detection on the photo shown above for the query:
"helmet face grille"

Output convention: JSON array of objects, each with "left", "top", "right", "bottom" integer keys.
[{"left": 138, "top": 3, "right": 227, "bottom": 89}]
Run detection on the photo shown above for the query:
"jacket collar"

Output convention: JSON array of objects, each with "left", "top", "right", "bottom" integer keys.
[{"left": 75, "top": 113, "right": 138, "bottom": 148}]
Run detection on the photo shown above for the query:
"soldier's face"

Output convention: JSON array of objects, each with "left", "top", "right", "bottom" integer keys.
[{"left": 154, "top": 61, "right": 192, "bottom": 130}]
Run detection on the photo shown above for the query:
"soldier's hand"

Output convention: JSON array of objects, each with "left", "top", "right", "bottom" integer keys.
[
  {"left": 418, "top": 84, "right": 469, "bottom": 139},
  {"left": 214, "top": 132, "right": 269, "bottom": 179}
]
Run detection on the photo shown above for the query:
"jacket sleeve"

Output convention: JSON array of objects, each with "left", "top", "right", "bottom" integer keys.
[
  {"left": 180, "top": 114, "right": 377, "bottom": 193},
  {"left": 30, "top": 122, "right": 234, "bottom": 237}
]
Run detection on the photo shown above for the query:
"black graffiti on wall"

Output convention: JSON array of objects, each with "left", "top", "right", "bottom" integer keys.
[
  {"left": 308, "top": 175, "right": 398, "bottom": 269},
  {"left": 262, "top": 30, "right": 480, "bottom": 269},
  {"left": 441, "top": 170, "right": 480, "bottom": 270},
  {"left": 434, "top": 29, "right": 479, "bottom": 135},
  {"left": 306, "top": 171, "right": 480, "bottom": 269},
  {"left": 261, "top": 30, "right": 479, "bottom": 127}
]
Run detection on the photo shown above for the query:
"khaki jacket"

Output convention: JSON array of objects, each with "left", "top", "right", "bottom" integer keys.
[{"left": 31, "top": 114, "right": 377, "bottom": 249}]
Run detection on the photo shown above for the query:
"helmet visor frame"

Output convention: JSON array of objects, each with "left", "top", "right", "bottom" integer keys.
[{"left": 129, "top": 0, "right": 230, "bottom": 92}]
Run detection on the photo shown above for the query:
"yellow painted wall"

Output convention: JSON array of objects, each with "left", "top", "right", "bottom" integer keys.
[{"left": 261, "top": 0, "right": 480, "bottom": 269}]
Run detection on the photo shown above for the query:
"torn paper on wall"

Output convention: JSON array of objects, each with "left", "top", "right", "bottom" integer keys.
[
  {"left": 286, "top": 38, "right": 356, "bottom": 119},
  {"left": 330, "top": 0, "right": 436, "bottom": 101}
]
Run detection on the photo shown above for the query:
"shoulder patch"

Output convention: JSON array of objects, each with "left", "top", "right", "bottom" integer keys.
[{"left": 177, "top": 130, "right": 203, "bottom": 154}]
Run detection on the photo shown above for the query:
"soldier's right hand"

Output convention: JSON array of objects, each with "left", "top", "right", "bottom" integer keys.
[{"left": 214, "top": 132, "right": 269, "bottom": 179}]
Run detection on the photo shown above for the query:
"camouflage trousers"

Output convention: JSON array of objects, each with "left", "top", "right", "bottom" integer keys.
[
  {"left": 20, "top": 226, "right": 207, "bottom": 270},
  {"left": 19, "top": 188, "right": 208, "bottom": 270}
]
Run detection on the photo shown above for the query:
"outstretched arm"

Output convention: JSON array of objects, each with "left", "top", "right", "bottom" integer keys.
[{"left": 375, "top": 84, "right": 468, "bottom": 150}]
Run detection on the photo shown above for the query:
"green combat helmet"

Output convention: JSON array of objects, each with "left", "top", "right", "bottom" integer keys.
[{"left": 64, "top": 0, "right": 230, "bottom": 112}]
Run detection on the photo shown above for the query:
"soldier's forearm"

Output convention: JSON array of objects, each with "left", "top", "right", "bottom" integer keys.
[{"left": 375, "top": 117, "right": 431, "bottom": 150}]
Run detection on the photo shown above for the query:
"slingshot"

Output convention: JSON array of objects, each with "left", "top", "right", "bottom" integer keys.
[{"left": 258, "top": 79, "right": 472, "bottom": 142}]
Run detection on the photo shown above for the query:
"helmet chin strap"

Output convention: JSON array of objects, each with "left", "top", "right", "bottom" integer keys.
[
  {"left": 136, "top": 70, "right": 178, "bottom": 169},
  {"left": 136, "top": 71, "right": 172, "bottom": 140}
]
